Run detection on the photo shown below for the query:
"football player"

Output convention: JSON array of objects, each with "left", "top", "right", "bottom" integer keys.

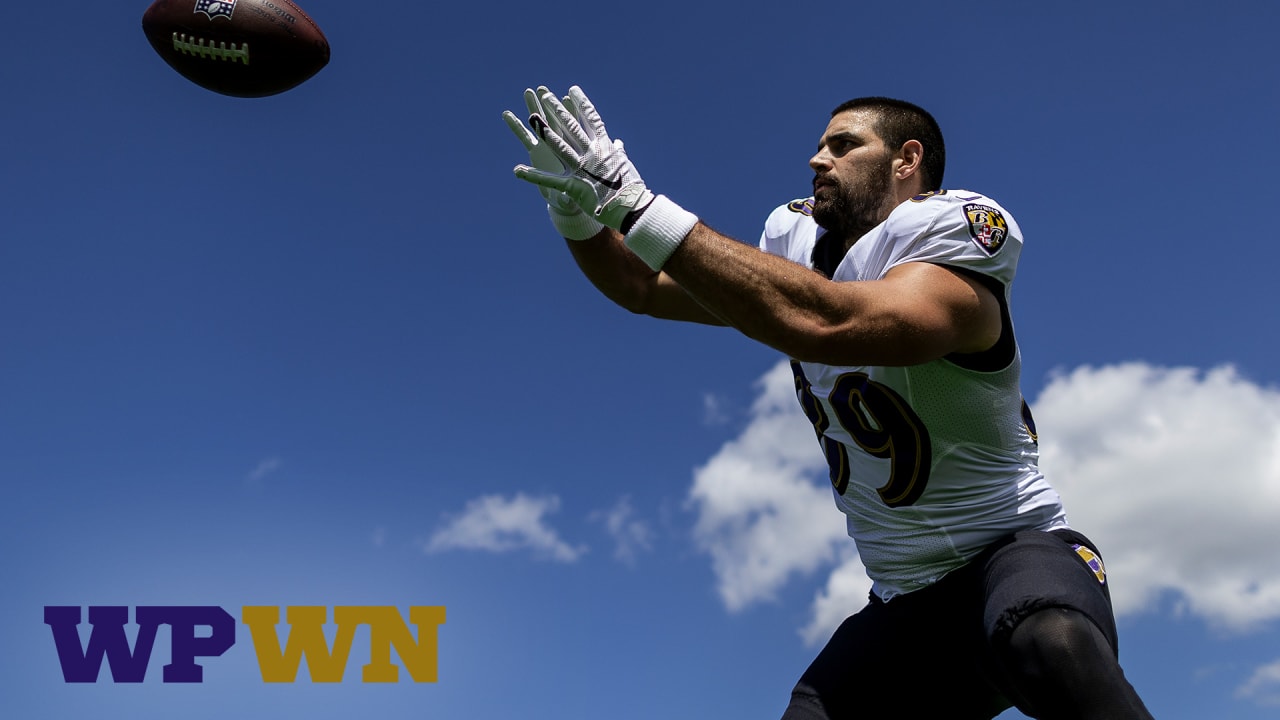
[{"left": 506, "top": 86, "right": 1154, "bottom": 720}]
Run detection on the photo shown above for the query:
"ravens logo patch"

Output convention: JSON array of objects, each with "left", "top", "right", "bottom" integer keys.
[{"left": 963, "top": 203, "right": 1008, "bottom": 255}]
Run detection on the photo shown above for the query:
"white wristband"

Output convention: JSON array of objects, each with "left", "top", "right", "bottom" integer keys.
[
  {"left": 623, "top": 195, "right": 699, "bottom": 271},
  {"left": 548, "top": 205, "right": 605, "bottom": 242}
]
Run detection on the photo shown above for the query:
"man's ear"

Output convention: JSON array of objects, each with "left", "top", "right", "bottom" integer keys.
[{"left": 896, "top": 139, "right": 924, "bottom": 181}]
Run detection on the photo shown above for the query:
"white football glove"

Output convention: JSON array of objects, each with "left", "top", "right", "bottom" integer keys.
[
  {"left": 503, "top": 88, "right": 603, "bottom": 241},
  {"left": 513, "top": 86, "right": 657, "bottom": 232},
  {"left": 512, "top": 86, "right": 700, "bottom": 270}
]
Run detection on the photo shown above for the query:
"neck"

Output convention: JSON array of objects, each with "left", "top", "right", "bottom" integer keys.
[{"left": 842, "top": 192, "right": 910, "bottom": 252}]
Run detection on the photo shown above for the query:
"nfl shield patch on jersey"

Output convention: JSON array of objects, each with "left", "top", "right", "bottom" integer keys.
[{"left": 963, "top": 203, "right": 1008, "bottom": 255}]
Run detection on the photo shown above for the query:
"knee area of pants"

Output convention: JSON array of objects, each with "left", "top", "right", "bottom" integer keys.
[{"left": 1005, "top": 607, "right": 1106, "bottom": 669}]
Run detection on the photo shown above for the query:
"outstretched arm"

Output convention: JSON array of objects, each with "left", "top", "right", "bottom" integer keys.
[
  {"left": 560, "top": 216, "right": 998, "bottom": 365},
  {"left": 660, "top": 222, "right": 1001, "bottom": 366},
  {"left": 564, "top": 226, "right": 726, "bottom": 325},
  {"left": 510, "top": 85, "right": 1000, "bottom": 366}
]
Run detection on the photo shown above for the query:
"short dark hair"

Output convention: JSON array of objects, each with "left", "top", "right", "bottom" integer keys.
[{"left": 830, "top": 97, "right": 945, "bottom": 191}]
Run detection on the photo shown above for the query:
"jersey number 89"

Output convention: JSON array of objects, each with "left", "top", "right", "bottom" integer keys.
[{"left": 791, "top": 361, "right": 932, "bottom": 507}]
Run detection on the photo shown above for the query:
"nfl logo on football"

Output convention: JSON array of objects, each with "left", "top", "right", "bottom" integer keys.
[{"left": 195, "top": 0, "right": 237, "bottom": 20}]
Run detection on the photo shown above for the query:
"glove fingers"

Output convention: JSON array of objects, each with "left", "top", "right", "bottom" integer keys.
[
  {"left": 512, "top": 84, "right": 651, "bottom": 233},
  {"left": 567, "top": 86, "right": 607, "bottom": 143},
  {"left": 522, "top": 88, "right": 543, "bottom": 121},
  {"left": 502, "top": 110, "right": 538, "bottom": 153},
  {"left": 515, "top": 165, "right": 596, "bottom": 210},
  {"left": 562, "top": 91, "right": 586, "bottom": 129},
  {"left": 536, "top": 86, "right": 590, "bottom": 153},
  {"left": 525, "top": 88, "right": 567, "bottom": 141},
  {"left": 524, "top": 89, "right": 576, "bottom": 152},
  {"left": 514, "top": 164, "right": 574, "bottom": 192},
  {"left": 529, "top": 115, "right": 584, "bottom": 169},
  {"left": 506, "top": 109, "right": 568, "bottom": 174}
]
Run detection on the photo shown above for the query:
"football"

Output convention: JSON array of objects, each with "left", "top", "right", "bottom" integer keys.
[{"left": 141, "top": 0, "right": 329, "bottom": 98}]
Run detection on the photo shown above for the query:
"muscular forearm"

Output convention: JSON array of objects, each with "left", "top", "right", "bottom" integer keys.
[
  {"left": 660, "top": 224, "right": 858, "bottom": 360},
  {"left": 565, "top": 227, "right": 725, "bottom": 325},
  {"left": 564, "top": 227, "right": 650, "bottom": 311}
]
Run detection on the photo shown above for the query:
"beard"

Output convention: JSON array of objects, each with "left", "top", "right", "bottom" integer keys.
[{"left": 811, "top": 154, "right": 895, "bottom": 242}]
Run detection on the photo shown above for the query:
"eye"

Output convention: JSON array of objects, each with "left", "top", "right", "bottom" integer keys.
[{"left": 826, "top": 137, "right": 857, "bottom": 157}]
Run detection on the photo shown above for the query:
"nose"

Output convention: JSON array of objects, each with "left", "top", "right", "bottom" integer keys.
[{"left": 810, "top": 147, "right": 832, "bottom": 173}]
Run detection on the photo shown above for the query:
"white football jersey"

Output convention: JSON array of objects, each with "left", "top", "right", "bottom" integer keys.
[{"left": 759, "top": 190, "right": 1068, "bottom": 601}]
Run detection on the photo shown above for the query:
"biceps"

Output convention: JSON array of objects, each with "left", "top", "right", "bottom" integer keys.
[{"left": 873, "top": 263, "right": 1002, "bottom": 355}]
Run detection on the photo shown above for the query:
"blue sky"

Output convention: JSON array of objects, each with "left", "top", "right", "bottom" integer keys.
[{"left": 3, "top": 1, "right": 1279, "bottom": 718}]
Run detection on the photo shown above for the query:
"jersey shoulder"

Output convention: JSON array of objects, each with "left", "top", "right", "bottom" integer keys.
[
  {"left": 889, "top": 189, "right": 1020, "bottom": 252},
  {"left": 759, "top": 197, "right": 821, "bottom": 265},
  {"left": 764, "top": 197, "right": 817, "bottom": 235},
  {"left": 881, "top": 189, "right": 1023, "bottom": 284}
]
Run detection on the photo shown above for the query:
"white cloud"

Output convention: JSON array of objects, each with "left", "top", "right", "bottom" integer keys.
[
  {"left": 800, "top": 550, "right": 874, "bottom": 646},
  {"left": 688, "top": 361, "right": 850, "bottom": 613},
  {"left": 1035, "top": 363, "right": 1280, "bottom": 631},
  {"left": 246, "top": 456, "right": 282, "bottom": 484},
  {"left": 702, "top": 393, "right": 731, "bottom": 426},
  {"left": 591, "top": 496, "right": 653, "bottom": 565},
  {"left": 1236, "top": 658, "right": 1280, "bottom": 707},
  {"left": 425, "top": 493, "right": 586, "bottom": 562},
  {"left": 686, "top": 360, "right": 1280, "bottom": 646}
]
